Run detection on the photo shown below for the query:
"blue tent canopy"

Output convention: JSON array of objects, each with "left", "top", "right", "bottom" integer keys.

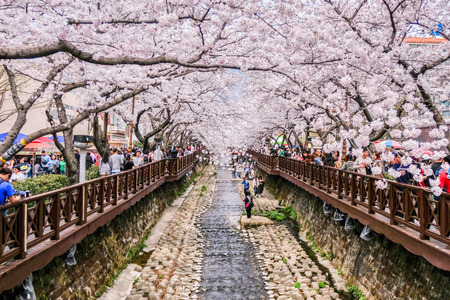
[
  {"left": 0, "top": 132, "right": 27, "bottom": 144},
  {"left": 48, "top": 135, "right": 65, "bottom": 143}
]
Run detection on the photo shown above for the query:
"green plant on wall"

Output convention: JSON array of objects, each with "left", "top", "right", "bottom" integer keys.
[{"left": 346, "top": 282, "right": 366, "bottom": 300}]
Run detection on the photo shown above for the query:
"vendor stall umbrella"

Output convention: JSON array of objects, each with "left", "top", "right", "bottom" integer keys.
[
  {"left": 0, "top": 132, "right": 27, "bottom": 144},
  {"left": 48, "top": 135, "right": 65, "bottom": 143},
  {"left": 374, "top": 140, "right": 402, "bottom": 149}
]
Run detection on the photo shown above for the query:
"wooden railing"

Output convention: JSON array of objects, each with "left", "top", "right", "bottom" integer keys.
[
  {"left": 249, "top": 150, "right": 450, "bottom": 270},
  {"left": 0, "top": 151, "right": 199, "bottom": 264}
]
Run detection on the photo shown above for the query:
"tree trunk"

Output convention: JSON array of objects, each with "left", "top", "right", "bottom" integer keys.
[
  {"left": 52, "top": 129, "right": 79, "bottom": 185},
  {"left": 50, "top": 94, "right": 79, "bottom": 184},
  {"left": 93, "top": 113, "right": 110, "bottom": 155}
]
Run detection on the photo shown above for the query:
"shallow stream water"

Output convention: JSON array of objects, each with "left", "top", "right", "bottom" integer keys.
[{"left": 198, "top": 169, "right": 268, "bottom": 300}]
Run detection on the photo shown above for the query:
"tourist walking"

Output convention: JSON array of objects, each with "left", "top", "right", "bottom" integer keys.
[
  {"left": 59, "top": 157, "right": 67, "bottom": 175},
  {"left": 99, "top": 150, "right": 112, "bottom": 176},
  {"left": 34, "top": 157, "right": 45, "bottom": 176},
  {"left": 49, "top": 154, "right": 60, "bottom": 174},
  {"left": 132, "top": 150, "right": 144, "bottom": 168},
  {"left": 41, "top": 150, "right": 51, "bottom": 174},
  {"left": 256, "top": 176, "right": 264, "bottom": 197},
  {"left": 154, "top": 147, "right": 163, "bottom": 161},
  {"left": 438, "top": 155, "right": 450, "bottom": 193},
  {"left": 123, "top": 155, "right": 134, "bottom": 171},
  {"left": 110, "top": 148, "right": 124, "bottom": 174},
  {"left": 341, "top": 154, "right": 356, "bottom": 172},
  {"left": 354, "top": 148, "right": 372, "bottom": 175},
  {"left": 243, "top": 191, "right": 254, "bottom": 219},
  {"left": 372, "top": 152, "right": 385, "bottom": 178},
  {"left": 241, "top": 178, "right": 250, "bottom": 194}
]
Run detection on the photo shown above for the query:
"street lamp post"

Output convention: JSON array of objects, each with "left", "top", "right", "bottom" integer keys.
[{"left": 74, "top": 135, "right": 94, "bottom": 183}]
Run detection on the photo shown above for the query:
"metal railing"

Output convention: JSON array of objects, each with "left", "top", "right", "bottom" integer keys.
[
  {"left": 0, "top": 151, "right": 199, "bottom": 264},
  {"left": 249, "top": 150, "right": 450, "bottom": 270}
]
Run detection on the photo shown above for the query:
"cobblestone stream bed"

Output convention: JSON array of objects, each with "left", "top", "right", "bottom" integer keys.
[
  {"left": 198, "top": 169, "right": 268, "bottom": 300},
  {"left": 106, "top": 167, "right": 351, "bottom": 300}
]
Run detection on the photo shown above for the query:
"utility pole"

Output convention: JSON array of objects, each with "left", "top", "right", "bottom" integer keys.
[{"left": 128, "top": 96, "right": 135, "bottom": 149}]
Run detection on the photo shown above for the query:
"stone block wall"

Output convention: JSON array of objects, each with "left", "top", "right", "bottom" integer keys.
[
  {"left": 261, "top": 172, "right": 450, "bottom": 300},
  {"left": 1, "top": 169, "right": 197, "bottom": 300}
]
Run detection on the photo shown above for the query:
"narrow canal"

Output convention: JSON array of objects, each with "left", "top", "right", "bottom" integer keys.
[{"left": 198, "top": 168, "right": 268, "bottom": 300}]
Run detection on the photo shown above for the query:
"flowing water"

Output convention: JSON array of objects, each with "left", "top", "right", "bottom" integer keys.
[{"left": 198, "top": 169, "right": 268, "bottom": 300}]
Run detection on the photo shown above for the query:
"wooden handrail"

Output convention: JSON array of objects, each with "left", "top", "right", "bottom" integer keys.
[
  {"left": 248, "top": 150, "right": 450, "bottom": 270},
  {"left": 0, "top": 151, "right": 200, "bottom": 264}
]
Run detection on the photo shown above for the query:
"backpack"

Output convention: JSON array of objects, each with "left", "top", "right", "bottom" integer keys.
[
  {"left": 51, "top": 163, "right": 60, "bottom": 174},
  {"left": 99, "top": 161, "right": 111, "bottom": 175},
  {"left": 435, "top": 166, "right": 444, "bottom": 178},
  {"left": 245, "top": 195, "right": 254, "bottom": 208}
]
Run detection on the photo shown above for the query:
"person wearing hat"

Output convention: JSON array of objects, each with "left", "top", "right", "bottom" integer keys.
[
  {"left": 40, "top": 150, "right": 51, "bottom": 174},
  {"left": 11, "top": 166, "right": 26, "bottom": 182}
]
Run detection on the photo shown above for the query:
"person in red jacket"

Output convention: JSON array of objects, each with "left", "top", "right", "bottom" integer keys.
[{"left": 438, "top": 156, "right": 450, "bottom": 193}]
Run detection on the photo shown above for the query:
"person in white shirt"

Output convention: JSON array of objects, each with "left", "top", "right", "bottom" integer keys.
[
  {"left": 154, "top": 147, "right": 163, "bottom": 161},
  {"left": 132, "top": 150, "right": 144, "bottom": 168},
  {"left": 354, "top": 148, "right": 373, "bottom": 175},
  {"left": 110, "top": 148, "right": 124, "bottom": 174},
  {"left": 11, "top": 166, "right": 26, "bottom": 182}
]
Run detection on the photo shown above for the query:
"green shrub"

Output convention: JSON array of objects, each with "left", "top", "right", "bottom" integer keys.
[
  {"left": 86, "top": 165, "right": 100, "bottom": 180},
  {"left": 12, "top": 174, "right": 69, "bottom": 195},
  {"left": 261, "top": 210, "right": 287, "bottom": 222},
  {"left": 318, "top": 281, "right": 326, "bottom": 288},
  {"left": 284, "top": 206, "right": 297, "bottom": 220},
  {"left": 294, "top": 282, "right": 300, "bottom": 289}
]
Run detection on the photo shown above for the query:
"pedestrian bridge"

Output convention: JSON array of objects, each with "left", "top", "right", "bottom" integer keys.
[
  {"left": 0, "top": 151, "right": 199, "bottom": 293},
  {"left": 248, "top": 150, "right": 450, "bottom": 271}
]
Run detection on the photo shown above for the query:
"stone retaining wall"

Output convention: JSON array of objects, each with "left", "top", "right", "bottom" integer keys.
[
  {"left": 1, "top": 167, "right": 200, "bottom": 300},
  {"left": 260, "top": 171, "right": 450, "bottom": 300}
]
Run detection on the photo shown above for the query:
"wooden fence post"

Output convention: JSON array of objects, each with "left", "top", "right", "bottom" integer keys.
[
  {"left": 389, "top": 185, "right": 397, "bottom": 225},
  {"left": 350, "top": 175, "right": 357, "bottom": 206},
  {"left": 98, "top": 179, "right": 105, "bottom": 213},
  {"left": 419, "top": 191, "right": 429, "bottom": 240},
  {"left": 51, "top": 193, "right": 61, "bottom": 240},
  {"left": 18, "top": 203, "right": 28, "bottom": 259},
  {"left": 368, "top": 179, "right": 375, "bottom": 214},
  {"left": 113, "top": 176, "right": 118, "bottom": 205},
  {"left": 326, "top": 168, "right": 331, "bottom": 193},
  {"left": 337, "top": 170, "right": 343, "bottom": 199},
  {"left": 440, "top": 195, "right": 449, "bottom": 238},
  {"left": 124, "top": 173, "right": 129, "bottom": 200}
]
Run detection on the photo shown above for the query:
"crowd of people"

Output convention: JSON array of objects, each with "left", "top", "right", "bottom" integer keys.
[
  {"left": 0, "top": 145, "right": 196, "bottom": 208},
  {"left": 262, "top": 145, "right": 450, "bottom": 195},
  {"left": 1, "top": 145, "right": 195, "bottom": 182}
]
